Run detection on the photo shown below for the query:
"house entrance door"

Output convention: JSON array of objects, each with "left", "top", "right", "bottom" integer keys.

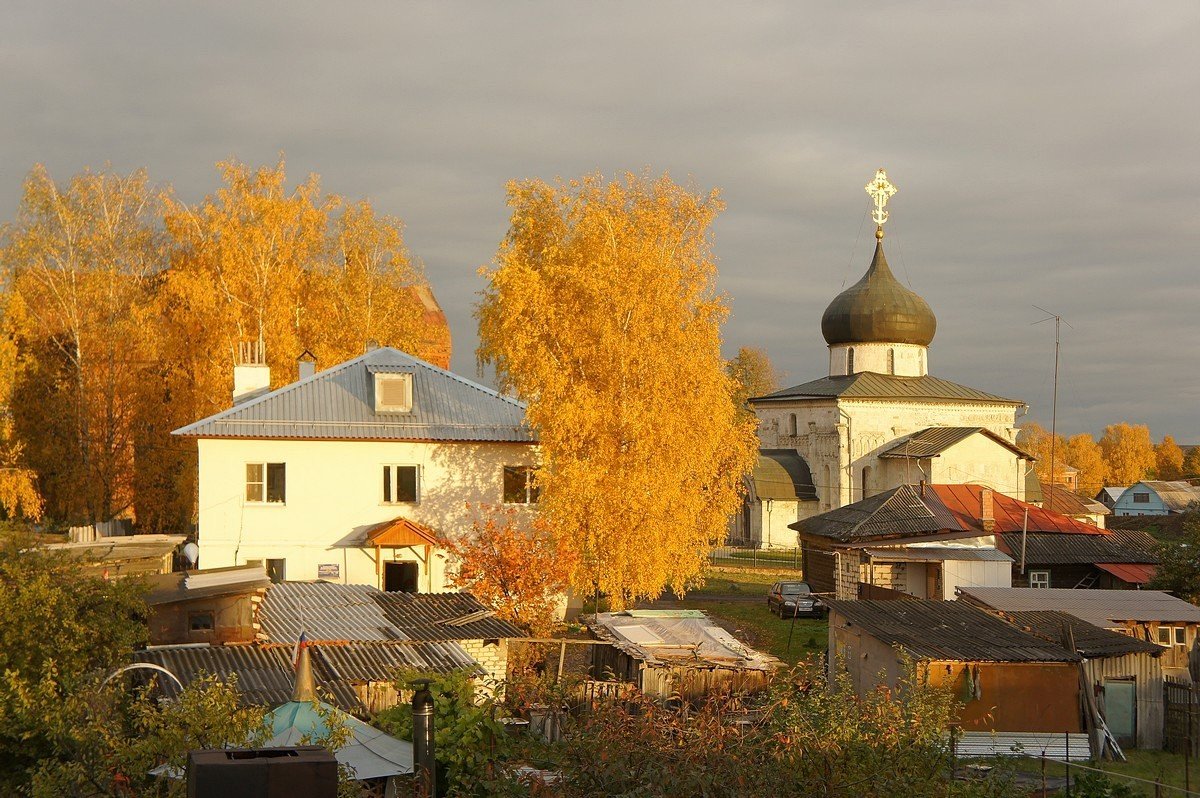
[
  {"left": 384, "top": 561, "right": 419, "bottom": 593},
  {"left": 925, "top": 564, "right": 943, "bottom": 600},
  {"left": 1103, "top": 680, "right": 1136, "bottom": 747}
]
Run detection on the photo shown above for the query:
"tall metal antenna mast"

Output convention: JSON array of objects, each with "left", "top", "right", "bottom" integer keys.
[{"left": 1033, "top": 306, "right": 1072, "bottom": 490}]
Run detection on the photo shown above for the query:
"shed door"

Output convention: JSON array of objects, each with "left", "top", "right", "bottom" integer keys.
[{"left": 1103, "top": 679, "right": 1136, "bottom": 747}]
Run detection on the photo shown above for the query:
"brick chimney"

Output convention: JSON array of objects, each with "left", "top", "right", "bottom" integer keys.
[
  {"left": 980, "top": 488, "right": 995, "bottom": 533},
  {"left": 233, "top": 340, "right": 270, "bottom": 405}
]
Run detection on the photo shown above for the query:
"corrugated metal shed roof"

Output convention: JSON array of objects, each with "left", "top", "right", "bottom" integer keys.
[
  {"left": 259, "top": 582, "right": 524, "bottom": 643},
  {"left": 752, "top": 372, "right": 1022, "bottom": 405},
  {"left": 826, "top": 599, "right": 1079, "bottom": 663},
  {"left": 1132, "top": 481, "right": 1200, "bottom": 512},
  {"left": 132, "top": 641, "right": 482, "bottom": 710},
  {"left": 878, "top": 427, "right": 1031, "bottom": 460},
  {"left": 995, "top": 530, "right": 1158, "bottom": 566},
  {"left": 314, "top": 641, "right": 483, "bottom": 681},
  {"left": 751, "top": 449, "right": 818, "bottom": 501},
  {"left": 958, "top": 587, "right": 1200, "bottom": 627},
  {"left": 132, "top": 644, "right": 361, "bottom": 709},
  {"left": 999, "top": 611, "right": 1162, "bottom": 658},
  {"left": 173, "top": 347, "right": 535, "bottom": 443},
  {"left": 145, "top": 565, "right": 272, "bottom": 605},
  {"left": 589, "top": 611, "right": 779, "bottom": 671}
]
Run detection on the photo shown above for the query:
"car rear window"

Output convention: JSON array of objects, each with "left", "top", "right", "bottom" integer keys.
[{"left": 780, "top": 582, "right": 811, "bottom": 595}]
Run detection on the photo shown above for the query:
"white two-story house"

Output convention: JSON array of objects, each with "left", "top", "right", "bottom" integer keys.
[{"left": 173, "top": 346, "right": 538, "bottom": 592}]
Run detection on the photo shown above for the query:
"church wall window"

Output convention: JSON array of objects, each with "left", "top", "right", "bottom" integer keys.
[
  {"left": 847, "top": 348, "right": 855, "bottom": 374},
  {"left": 887, "top": 349, "right": 895, "bottom": 375},
  {"left": 823, "top": 465, "right": 831, "bottom": 509},
  {"left": 787, "top": 414, "right": 797, "bottom": 436},
  {"left": 861, "top": 465, "right": 872, "bottom": 499}
]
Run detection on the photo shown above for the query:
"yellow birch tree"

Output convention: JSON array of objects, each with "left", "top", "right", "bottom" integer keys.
[
  {"left": 1099, "top": 423, "right": 1157, "bottom": 486},
  {"left": 476, "top": 173, "right": 758, "bottom": 607},
  {"left": 2, "top": 165, "right": 160, "bottom": 523},
  {"left": 1155, "top": 435, "right": 1185, "bottom": 481},
  {"left": 1063, "top": 433, "right": 1107, "bottom": 496},
  {"left": 728, "top": 346, "right": 780, "bottom": 411}
]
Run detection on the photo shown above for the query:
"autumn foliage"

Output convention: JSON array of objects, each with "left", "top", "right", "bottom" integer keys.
[
  {"left": 477, "top": 172, "right": 758, "bottom": 607},
  {"left": 0, "top": 159, "right": 450, "bottom": 528},
  {"left": 439, "top": 505, "right": 575, "bottom": 636}
]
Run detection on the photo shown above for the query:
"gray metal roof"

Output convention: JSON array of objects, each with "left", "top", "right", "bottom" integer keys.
[
  {"left": 878, "top": 427, "right": 1030, "bottom": 460},
  {"left": 173, "top": 347, "right": 535, "bottom": 443},
  {"left": 751, "top": 449, "right": 818, "bottom": 501},
  {"left": 826, "top": 599, "right": 1079, "bottom": 663},
  {"left": 259, "top": 582, "right": 524, "bottom": 643},
  {"left": 999, "top": 611, "right": 1163, "bottom": 659},
  {"left": 957, "top": 587, "right": 1200, "bottom": 627},
  {"left": 994, "top": 530, "right": 1158, "bottom": 566},
  {"left": 863, "top": 545, "right": 1012, "bottom": 563},
  {"left": 753, "top": 372, "right": 1022, "bottom": 405}
]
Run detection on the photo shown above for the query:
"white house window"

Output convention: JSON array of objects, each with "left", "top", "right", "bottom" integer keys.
[
  {"left": 1132, "top": 492, "right": 1150, "bottom": 504},
  {"left": 1157, "top": 626, "right": 1187, "bottom": 647},
  {"left": 374, "top": 373, "right": 413, "bottom": 413},
  {"left": 1029, "top": 570, "right": 1050, "bottom": 589},
  {"left": 383, "top": 465, "right": 419, "bottom": 504},
  {"left": 246, "top": 463, "right": 286, "bottom": 503},
  {"left": 503, "top": 466, "right": 539, "bottom": 504}
]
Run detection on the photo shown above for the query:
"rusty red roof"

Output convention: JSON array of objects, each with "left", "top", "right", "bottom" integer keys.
[
  {"left": 930, "top": 484, "right": 1104, "bottom": 535},
  {"left": 1095, "top": 562, "right": 1157, "bottom": 585}
]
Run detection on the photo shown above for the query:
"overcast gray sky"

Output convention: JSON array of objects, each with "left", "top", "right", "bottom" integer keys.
[{"left": 3, "top": 2, "right": 1198, "bottom": 440}]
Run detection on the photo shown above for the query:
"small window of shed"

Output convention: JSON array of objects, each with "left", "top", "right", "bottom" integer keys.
[{"left": 375, "top": 373, "right": 413, "bottom": 413}]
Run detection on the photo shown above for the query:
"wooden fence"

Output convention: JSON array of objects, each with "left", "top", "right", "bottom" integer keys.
[{"left": 1164, "top": 676, "right": 1200, "bottom": 756}]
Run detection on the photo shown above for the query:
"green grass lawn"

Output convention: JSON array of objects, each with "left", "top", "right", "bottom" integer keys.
[
  {"left": 701, "top": 600, "right": 827, "bottom": 665},
  {"left": 684, "top": 566, "right": 779, "bottom": 597},
  {"left": 1009, "top": 749, "right": 1196, "bottom": 796}
]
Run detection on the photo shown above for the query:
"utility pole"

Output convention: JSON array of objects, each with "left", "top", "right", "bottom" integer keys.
[{"left": 1033, "top": 306, "right": 1071, "bottom": 491}]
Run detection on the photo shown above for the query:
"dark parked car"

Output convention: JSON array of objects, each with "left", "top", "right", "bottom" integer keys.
[{"left": 767, "top": 580, "right": 823, "bottom": 618}]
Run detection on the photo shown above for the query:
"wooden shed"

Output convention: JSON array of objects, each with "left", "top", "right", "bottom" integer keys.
[
  {"left": 999, "top": 610, "right": 1165, "bottom": 750},
  {"left": 826, "top": 600, "right": 1085, "bottom": 736},
  {"left": 588, "top": 610, "right": 779, "bottom": 701}
]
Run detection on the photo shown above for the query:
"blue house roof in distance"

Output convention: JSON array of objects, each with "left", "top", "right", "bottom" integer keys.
[{"left": 172, "top": 347, "right": 535, "bottom": 443}]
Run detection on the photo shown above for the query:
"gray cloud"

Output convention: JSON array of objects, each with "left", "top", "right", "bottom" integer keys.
[{"left": 2, "top": 1, "right": 1197, "bottom": 439}]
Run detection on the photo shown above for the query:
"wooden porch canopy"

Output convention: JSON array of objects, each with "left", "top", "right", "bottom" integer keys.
[
  {"left": 364, "top": 518, "right": 438, "bottom": 591},
  {"left": 365, "top": 517, "right": 438, "bottom": 549}
]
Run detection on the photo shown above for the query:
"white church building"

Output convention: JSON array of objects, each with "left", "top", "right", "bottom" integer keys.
[{"left": 732, "top": 170, "right": 1033, "bottom": 547}]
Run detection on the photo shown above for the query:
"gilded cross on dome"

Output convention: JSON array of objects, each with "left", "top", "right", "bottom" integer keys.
[{"left": 865, "top": 168, "right": 898, "bottom": 229}]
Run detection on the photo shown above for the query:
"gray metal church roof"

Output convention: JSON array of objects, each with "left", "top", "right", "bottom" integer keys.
[
  {"left": 752, "top": 372, "right": 1022, "bottom": 405},
  {"left": 173, "top": 347, "right": 535, "bottom": 443}
]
